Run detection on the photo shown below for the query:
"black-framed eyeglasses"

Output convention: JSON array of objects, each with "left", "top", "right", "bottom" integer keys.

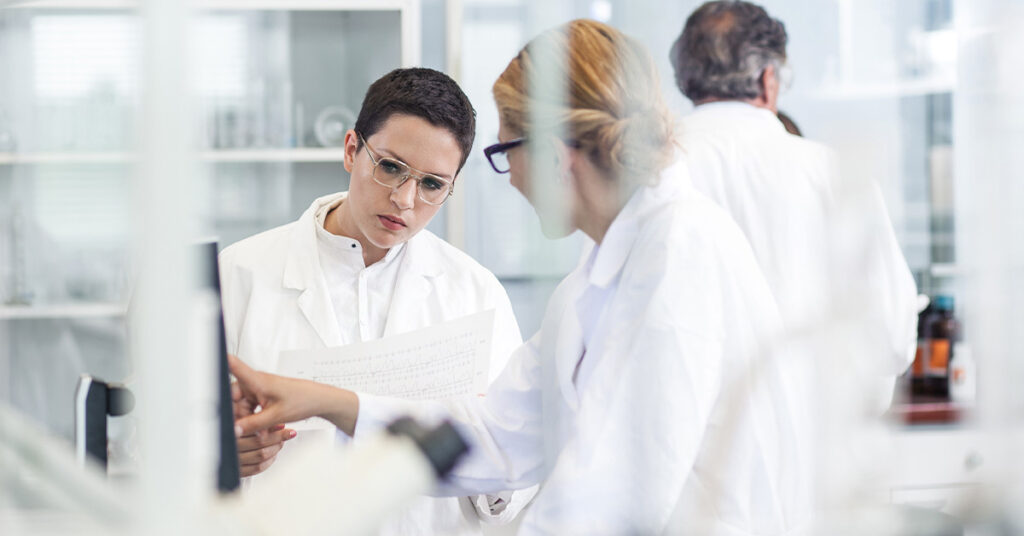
[
  {"left": 483, "top": 138, "right": 525, "bottom": 174},
  {"left": 359, "top": 133, "right": 455, "bottom": 206}
]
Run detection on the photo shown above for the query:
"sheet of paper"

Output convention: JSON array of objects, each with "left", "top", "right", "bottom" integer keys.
[{"left": 277, "top": 310, "right": 494, "bottom": 429}]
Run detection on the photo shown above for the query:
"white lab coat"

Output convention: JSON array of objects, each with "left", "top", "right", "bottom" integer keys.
[
  {"left": 356, "top": 173, "right": 812, "bottom": 534},
  {"left": 679, "top": 102, "right": 918, "bottom": 383},
  {"left": 219, "top": 192, "right": 532, "bottom": 535}
]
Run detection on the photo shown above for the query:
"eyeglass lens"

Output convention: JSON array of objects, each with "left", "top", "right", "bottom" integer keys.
[
  {"left": 373, "top": 158, "right": 451, "bottom": 204},
  {"left": 489, "top": 150, "right": 510, "bottom": 173}
]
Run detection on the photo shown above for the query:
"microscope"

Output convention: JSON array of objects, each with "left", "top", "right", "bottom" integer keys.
[{"left": 74, "top": 375, "right": 134, "bottom": 469}]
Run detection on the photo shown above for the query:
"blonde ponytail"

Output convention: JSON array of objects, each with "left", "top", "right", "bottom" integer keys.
[{"left": 493, "top": 19, "right": 677, "bottom": 185}]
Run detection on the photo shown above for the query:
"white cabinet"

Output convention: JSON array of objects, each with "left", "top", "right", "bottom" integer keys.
[
  {"left": 0, "top": 0, "right": 421, "bottom": 440},
  {"left": 885, "top": 427, "right": 986, "bottom": 517}
]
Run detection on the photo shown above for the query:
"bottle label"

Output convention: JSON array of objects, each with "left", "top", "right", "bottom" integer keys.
[
  {"left": 927, "top": 339, "right": 950, "bottom": 376},
  {"left": 912, "top": 344, "right": 926, "bottom": 376}
]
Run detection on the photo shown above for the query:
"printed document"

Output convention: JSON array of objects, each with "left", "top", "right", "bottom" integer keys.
[{"left": 277, "top": 310, "right": 494, "bottom": 429}]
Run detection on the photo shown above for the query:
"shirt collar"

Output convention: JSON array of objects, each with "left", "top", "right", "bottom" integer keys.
[
  {"left": 285, "top": 191, "right": 410, "bottom": 291},
  {"left": 313, "top": 193, "right": 405, "bottom": 265}
]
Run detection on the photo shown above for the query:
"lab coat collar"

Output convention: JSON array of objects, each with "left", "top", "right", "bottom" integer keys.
[
  {"left": 282, "top": 191, "right": 347, "bottom": 292},
  {"left": 586, "top": 170, "right": 683, "bottom": 288},
  {"left": 283, "top": 191, "right": 421, "bottom": 290},
  {"left": 282, "top": 192, "right": 348, "bottom": 346},
  {"left": 313, "top": 200, "right": 407, "bottom": 264},
  {"left": 554, "top": 176, "right": 682, "bottom": 410},
  {"left": 691, "top": 101, "right": 786, "bottom": 132},
  {"left": 382, "top": 231, "right": 446, "bottom": 337},
  {"left": 586, "top": 205, "right": 638, "bottom": 289}
]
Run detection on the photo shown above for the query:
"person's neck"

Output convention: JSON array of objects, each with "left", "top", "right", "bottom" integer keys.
[
  {"left": 324, "top": 202, "right": 388, "bottom": 266},
  {"left": 577, "top": 180, "right": 638, "bottom": 245}
]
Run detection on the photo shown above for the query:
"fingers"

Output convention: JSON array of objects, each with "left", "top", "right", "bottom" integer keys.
[
  {"left": 232, "top": 381, "right": 257, "bottom": 420},
  {"left": 238, "top": 441, "right": 284, "bottom": 466},
  {"left": 229, "top": 359, "right": 321, "bottom": 436},
  {"left": 229, "top": 356, "right": 264, "bottom": 416},
  {"left": 234, "top": 395, "right": 257, "bottom": 420},
  {"left": 240, "top": 455, "right": 278, "bottom": 478},
  {"left": 235, "top": 407, "right": 283, "bottom": 437},
  {"left": 235, "top": 425, "right": 296, "bottom": 477},
  {"left": 237, "top": 425, "right": 294, "bottom": 453},
  {"left": 228, "top": 354, "right": 255, "bottom": 384}
]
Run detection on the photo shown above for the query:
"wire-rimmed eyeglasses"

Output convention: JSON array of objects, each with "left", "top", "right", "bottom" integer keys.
[{"left": 359, "top": 133, "right": 455, "bottom": 206}]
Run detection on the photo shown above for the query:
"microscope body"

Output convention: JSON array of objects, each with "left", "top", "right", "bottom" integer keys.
[{"left": 74, "top": 374, "right": 134, "bottom": 469}]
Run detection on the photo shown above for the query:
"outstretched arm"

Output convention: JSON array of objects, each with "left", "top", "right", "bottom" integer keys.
[{"left": 229, "top": 354, "right": 360, "bottom": 437}]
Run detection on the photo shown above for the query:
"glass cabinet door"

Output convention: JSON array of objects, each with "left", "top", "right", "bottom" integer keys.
[
  {"left": 777, "top": 0, "right": 957, "bottom": 297},
  {"left": 0, "top": 6, "right": 140, "bottom": 441},
  {"left": 0, "top": 2, "right": 418, "bottom": 442},
  {"left": 194, "top": 9, "right": 409, "bottom": 247}
]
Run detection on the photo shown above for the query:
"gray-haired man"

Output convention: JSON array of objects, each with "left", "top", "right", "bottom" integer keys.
[{"left": 670, "top": 2, "right": 918, "bottom": 414}]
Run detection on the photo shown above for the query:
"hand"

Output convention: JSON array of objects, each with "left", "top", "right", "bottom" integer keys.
[
  {"left": 229, "top": 354, "right": 360, "bottom": 437},
  {"left": 230, "top": 354, "right": 361, "bottom": 437},
  {"left": 232, "top": 381, "right": 296, "bottom": 477},
  {"left": 237, "top": 424, "right": 296, "bottom": 477},
  {"left": 229, "top": 354, "right": 320, "bottom": 436}
]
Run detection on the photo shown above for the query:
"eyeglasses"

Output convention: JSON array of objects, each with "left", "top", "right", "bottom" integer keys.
[
  {"left": 483, "top": 137, "right": 525, "bottom": 174},
  {"left": 359, "top": 133, "right": 454, "bottom": 206}
]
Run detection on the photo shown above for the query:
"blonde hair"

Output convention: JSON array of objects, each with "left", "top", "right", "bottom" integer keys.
[{"left": 493, "top": 19, "right": 676, "bottom": 184}]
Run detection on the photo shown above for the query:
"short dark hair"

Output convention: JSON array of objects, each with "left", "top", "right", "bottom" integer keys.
[
  {"left": 354, "top": 67, "right": 476, "bottom": 172},
  {"left": 670, "top": 1, "right": 787, "bottom": 102}
]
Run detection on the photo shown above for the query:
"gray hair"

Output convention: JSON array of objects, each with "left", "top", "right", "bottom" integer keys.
[{"left": 669, "top": 1, "right": 787, "bottom": 102}]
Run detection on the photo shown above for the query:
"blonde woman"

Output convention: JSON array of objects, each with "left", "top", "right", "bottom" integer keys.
[{"left": 231, "top": 20, "right": 807, "bottom": 534}]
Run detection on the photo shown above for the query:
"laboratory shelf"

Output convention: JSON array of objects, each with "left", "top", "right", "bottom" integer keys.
[
  {"left": 202, "top": 148, "right": 347, "bottom": 163},
  {"left": 0, "top": 303, "right": 127, "bottom": 319},
  {"left": 5, "top": 0, "right": 417, "bottom": 10},
  {"left": 888, "top": 399, "right": 972, "bottom": 426},
  {"left": 929, "top": 263, "right": 962, "bottom": 278},
  {"left": 0, "top": 148, "right": 348, "bottom": 165},
  {"left": 800, "top": 77, "right": 955, "bottom": 101},
  {"left": 0, "top": 152, "right": 132, "bottom": 165}
]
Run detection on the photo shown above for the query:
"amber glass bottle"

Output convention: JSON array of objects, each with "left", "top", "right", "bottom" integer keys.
[{"left": 922, "top": 295, "right": 958, "bottom": 398}]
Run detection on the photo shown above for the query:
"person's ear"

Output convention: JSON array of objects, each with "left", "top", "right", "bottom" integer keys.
[
  {"left": 343, "top": 129, "right": 359, "bottom": 174},
  {"left": 550, "top": 137, "right": 575, "bottom": 184},
  {"left": 760, "top": 64, "right": 780, "bottom": 113}
]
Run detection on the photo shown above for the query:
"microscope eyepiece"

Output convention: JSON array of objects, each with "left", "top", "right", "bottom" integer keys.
[{"left": 387, "top": 417, "right": 469, "bottom": 478}]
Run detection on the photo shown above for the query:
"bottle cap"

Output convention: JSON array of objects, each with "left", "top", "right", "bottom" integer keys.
[{"left": 934, "top": 294, "right": 955, "bottom": 311}]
